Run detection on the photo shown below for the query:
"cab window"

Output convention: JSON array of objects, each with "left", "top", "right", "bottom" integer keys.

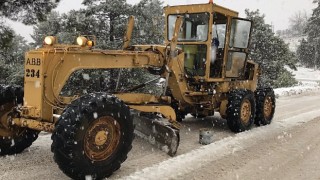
[
  {"left": 210, "top": 12, "right": 227, "bottom": 78},
  {"left": 168, "top": 13, "right": 210, "bottom": 42}
]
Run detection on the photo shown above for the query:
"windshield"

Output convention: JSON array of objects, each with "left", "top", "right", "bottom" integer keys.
[{"left": 168, "top": 13, "right": 210, "bottom": 42}]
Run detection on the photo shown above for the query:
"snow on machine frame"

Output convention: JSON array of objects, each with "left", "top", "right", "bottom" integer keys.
[{"left": 0, "top": 1, "right": 275, "bottom": 179}]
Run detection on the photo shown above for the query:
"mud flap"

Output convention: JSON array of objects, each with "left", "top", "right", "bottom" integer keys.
[{"left": 132, "top": 112, "right": 180, "bottom": 156}]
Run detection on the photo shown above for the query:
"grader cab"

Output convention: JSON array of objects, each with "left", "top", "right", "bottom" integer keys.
[{"left": 0, "top": 1, "right": 275, "bottom": 179}]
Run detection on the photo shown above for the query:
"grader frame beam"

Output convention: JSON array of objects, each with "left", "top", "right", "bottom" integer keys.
[
  {"left": 12, "top": 102, "right": 180, "bottom": 133},
  {"left": 12, "top": 118, "right": 55, "bottom": 132},
  {"left": 18, "top": 14, "right": 185, "bottom": 132}
]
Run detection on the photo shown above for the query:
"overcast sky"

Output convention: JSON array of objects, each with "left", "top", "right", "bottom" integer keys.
[{"left": 7, "top": 0, "right": 316, "bottom": 42}]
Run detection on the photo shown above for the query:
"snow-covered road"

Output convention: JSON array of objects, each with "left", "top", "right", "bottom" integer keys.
[
  {"left": 0, "top": 88, "right": 320, "bottom": 180},
  {"left": 123, "top": 97, "right": 320, "bottom": 180}
]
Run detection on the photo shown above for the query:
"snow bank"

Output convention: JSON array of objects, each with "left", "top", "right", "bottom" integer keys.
[
  {"left": 275, "top": 66, "right": 320, "bottom": 97},
  {"left": 274, "top": 85, "right": 320, "bottom": 97},
  {"left": 289, "top": 66, "right": 320, "bottom": 81}
]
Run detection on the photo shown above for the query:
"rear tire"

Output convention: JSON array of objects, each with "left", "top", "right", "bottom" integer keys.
[
  {"left": 226, "top": 90, "right": 256, "bottom": 132},
  {"left": 51, "top": 93, "right": 134, "bottom": 180},
  {"left": 254, "top": 88, "right": 276, "bottom": 126},
  {"left": 0, "top": 84, "right": 39, "bottom": 156}
]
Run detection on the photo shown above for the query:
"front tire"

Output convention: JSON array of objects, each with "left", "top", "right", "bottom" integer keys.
[
  {"left": 51, "top": 93, "right": 134, "bottom": 179},
  {"left": 226, "top": 90, "right": 256, "bottom": 132},
  {"left": 254, "top": 88, "right": 276, "bottom": 126}
]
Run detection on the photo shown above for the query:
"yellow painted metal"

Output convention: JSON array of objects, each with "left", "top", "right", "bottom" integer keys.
[
  {"left": 95, "top": 131, "right": 108, "bottom": 146},
  {"left": 20, "top": 106, "right": 41, "bottom": 118},
  {"left": 24, "top": 52, "right": 50, "bottom": 120},
  {"left": 240, "top": 99, "right": 251, "bottom": 124},
  {"left": 115, "top": 93, "right": 163, "bottom": 104},
  {"left": 58, "top": 96, "right": 79, "bottom": 105},
  {"left": 12, "top": 118, "right": 54, "bottom": 132},
  {"left": 24, "top": 48, "right": 165, "bottom": 122},
  {"left": 264, "top": 96, "right": 273, "bottom": 119},
  {"left": 123, "top": 16, "right": 135, "bottom": 49},
  {"left": 170, "top": 15, "right": 183, "bottom": 58},
  {"left": 129, "top": 105, "right": 176, "bottom": 121},
  {"left": 219, "top": 99, "right": 228, "bottom": 119},
  {"left": 59, "top": 93, "right": 172, "bottom": 109},
  {"left": 167, "top": 53, "right": 194, "bottom": 105},
  {"left": 84, "top": 116, "right": 121, "bottom": 161}
]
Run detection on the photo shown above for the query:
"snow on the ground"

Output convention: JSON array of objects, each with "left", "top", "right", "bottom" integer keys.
[
  {"left": 123, "top": 110, "right": 320, "bottom": 180},
  {"left": 276, "top": 66, "right": 320, "bottom": 97},
  {"left": 289, "top": 66, "right": 320, "bottom": 81},
  {"left": 274, "top": 86, "right": 320, "bottom": 97}
]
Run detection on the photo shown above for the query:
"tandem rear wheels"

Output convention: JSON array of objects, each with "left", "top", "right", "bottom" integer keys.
[
  {"left": 51, "top": 92, "right": 134, "bottom": 180},
  {"left": 254, "top": 88, "right": 276, "bottom": 126},
  {"left": 226, "top": 88, "right": 276, "bottom": 133}
]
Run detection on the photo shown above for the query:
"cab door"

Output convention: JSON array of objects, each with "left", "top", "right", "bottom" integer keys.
[{"left": 225, "top": 18, "right": 252, "bottom": 78}]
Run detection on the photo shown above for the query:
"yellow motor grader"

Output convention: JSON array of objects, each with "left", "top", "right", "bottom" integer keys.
[{"left": 0, "top": 1, "right": 275, "bottom": 179}]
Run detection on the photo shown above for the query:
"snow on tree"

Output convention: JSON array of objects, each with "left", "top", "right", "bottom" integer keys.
[
  {"left": 0, "top": 32, "right": 30, "bottom": 85},
  {"left": 31, "top": 12, "right": 62, "bottom": 46},
  {"left": 297, "top": 38, "right": 316, "bottom": 68},
  {"left": 289, "top": 11, "right": 308, "bottom": 36},
  {"left": 0, "top": 0, "right": 62, "bottom": 85},
  {"left": 131, "top": 0, "right": 164, "bottom": 44},
  {"left": 0, "top": 19, "right": 30, "bottom": 85},
  {"left": 297, "top": 0, "right": 320, "bottom": 69},
  {"left": 83, "top": 0, "right": 132, "bottom": 48},
  {"left": 246, "top": 9, "right": 297, "bottom": 88},
  {"left": 0, "top": 0, "right": 60, "bottom": 25}
]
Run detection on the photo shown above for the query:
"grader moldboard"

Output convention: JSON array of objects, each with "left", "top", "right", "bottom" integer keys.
[{"left": 0, "top": 1, "right": 276, "bottom": 179}]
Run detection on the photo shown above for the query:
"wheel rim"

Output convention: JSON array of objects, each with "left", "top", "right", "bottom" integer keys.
[
  {"left": 263, "top": 96, "right": 273, "bottom": 119},
  {"left": 241, "top": 99, "right": 251, "bottom": 124},
  {"left": 84, "top": 116, "right": 121, "bottom": 161},
  {"left": 0, "top": 103, "right": 21, "bottom": 138}
]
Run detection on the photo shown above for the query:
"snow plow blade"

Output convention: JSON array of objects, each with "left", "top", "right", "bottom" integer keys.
[{"left": 132, "top": 113, "right": 180, "bottom": 156}]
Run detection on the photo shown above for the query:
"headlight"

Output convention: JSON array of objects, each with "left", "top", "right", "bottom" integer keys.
[
  {"left": 87, "top": 40, "right": 94, "bottom": 47},
  {"left": 44, "top": 36, "right": 56, "bottom": 45},
  {"left": 77, "top": 36, "right": 88, "bottom": 46}
]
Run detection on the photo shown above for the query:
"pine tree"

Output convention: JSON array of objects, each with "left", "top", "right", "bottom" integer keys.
[
  {"left": 297, "top": 38, "right": 315, "bottom": 68},
  {"left": 246, "top": 9, "right": 297, "bottom": 88},
  {"left": 0, "top": 34, "right": 30, "bottom": 85},
  {"left": 31, "top": 11, "right": 62, "bottom": 46},
  {"left": 83, "top": 0, "right": 132, "bottom": 48},
  {"left": 132, "top": 0, "right": 164, "bottom": 44},
  {"left": 0, "top": 21, "right": 15, "bottom": 61},
  {"left": 0, "top": 0, "right": 61, "bottom": 85},
  {"left": 31, "top": 10, "right": 98, "bottom": 46},
  {"left": 305, "top": 1, "right": 320, "bottom": 41},
  {"left": 0, "top": 0, "right": 60, "bottom": 25},
  {"left": 299, "top": 0, "right": 320, "bottom": 69}
]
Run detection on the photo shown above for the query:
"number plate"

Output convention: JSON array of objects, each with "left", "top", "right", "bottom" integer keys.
[{"left": 25, "top": 57, "right": 42, "bottom": 80}]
